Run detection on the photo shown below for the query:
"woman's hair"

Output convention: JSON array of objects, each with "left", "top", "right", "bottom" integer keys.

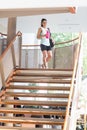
[{"left": 41, "top": 18, "right": 47, "bottom": 27}]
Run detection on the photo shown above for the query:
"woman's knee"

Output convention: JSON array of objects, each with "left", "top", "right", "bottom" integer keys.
[
  {"left": 43, "top": 51, "right": 47, "bottom": 58},
  {"left": 43, "top": 54, "right": 47, "bottom": 59},
  {"left": 48, "top": 53, "right": 52, "bottom": 59}
]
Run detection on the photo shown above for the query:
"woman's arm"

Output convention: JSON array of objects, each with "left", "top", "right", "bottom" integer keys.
[{"left": 37, "top": 28, "right": 46, "bottom": 39}]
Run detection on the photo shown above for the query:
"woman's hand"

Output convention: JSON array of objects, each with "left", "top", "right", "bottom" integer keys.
[
  {"left": 51, "top": 38, "right": 55, "bottom": 44},
  {"left": 37, "top": 28, "right": 47, "bottom": 39}
]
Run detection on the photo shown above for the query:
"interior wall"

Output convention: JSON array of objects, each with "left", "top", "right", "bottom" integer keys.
[
  {"left": 16, "top": 7, "right": 87, "bottom": 33},
  {"left": 0, "top": 18, "right": 8, "bottom": 33},
  {"left": 0, "top": 7, "right": 87, "bottom": 34}
]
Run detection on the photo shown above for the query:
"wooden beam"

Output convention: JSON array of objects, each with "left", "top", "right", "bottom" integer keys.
[
  {"left": 7, "top": 17, "right": 16, "bottom": 44},
  {"left": 7, "top": 18, "right": 16, "bottom": 68},
  {"left": 0, "top": 7, "right": 74, "bottom": 18}
]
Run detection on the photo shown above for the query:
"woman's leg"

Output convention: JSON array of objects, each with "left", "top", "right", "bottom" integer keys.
[
  {"left": 42, "top": 50, "right": 47, "bottom": 68},
  {"left": 46, "top": 50, "right": 52, "bottom": 63},
  {"left": 43, "top": 50, "right": 52, "bottom": 68},
  {"left": 40, "top": 45, "right": 52, "bottom": 68}
]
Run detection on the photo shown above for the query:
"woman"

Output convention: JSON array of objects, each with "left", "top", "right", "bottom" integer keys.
[{"left": 37, "top": 18, "right": 52, "bottom": 69}]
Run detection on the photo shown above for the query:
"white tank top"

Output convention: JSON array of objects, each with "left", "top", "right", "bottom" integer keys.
[{"left": 40, "top": 27, "right": 50, "bottom": 46}]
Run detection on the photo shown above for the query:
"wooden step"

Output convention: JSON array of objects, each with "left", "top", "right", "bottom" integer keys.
[
  {"left": 0, "top": 100, "right": 68, "bottom": 107},
  {"left": 0, "top": 127, "right": 60, "bottom": 130},
  {"left": 0, "top": 107, "right": 66, "bottom": 116},
  {"left": 12, "top": 76, "right": 71, "bottom": 81},
  {"left": 14, "top": 70, "right": 72, "bottom": 77},
  {"left": 16, "top": 68, "right": 73, "bottom": 71},
  {"left": 0, "top": 116, "right": 64, "bottom": 125},
  {"left": 10, "top": 77, "right": 71, "bottom": 84},
  {"left": 7, "top": 85, "right": 70, "bottom": 91},
  {"left": 5, "top": 92, "right": 69, "bottom": 98}
]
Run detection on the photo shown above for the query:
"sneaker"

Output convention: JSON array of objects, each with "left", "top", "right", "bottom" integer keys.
[
  {"left": 41, "top": 64, "right": 45, "bottom": 69},
  {"left": 45, "top": 63, "right": 48, "bottom": 69}
]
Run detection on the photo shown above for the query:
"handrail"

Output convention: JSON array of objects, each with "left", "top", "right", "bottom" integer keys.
[
  {"left": 0, "top": 32, "right": 78, "bottom": 45},
  {"left": 22, "top": 44, "right": 39, "bottom": 47},
  {"left": 0, "top": 31, "right": 22, "bottom": 37},
  {"left": 68, "top": 7, "right": 76, "bottom": 14},
  {"left": 0, "top": 32, "right": 7, "bottom": 36},
  {"left": 0, "top": 31, "right": 22, "bottom": 95},
  {"left": 0, "top": 31, "right": 22, "bottom": 61},
  {"left": 63, "top": 33, "right": 82, "bottom": 130},
  {"left": 55, "top": 37, "right": 79, "bottom": 45},
  {"left": 21, "top": 36, "right": 79, "bottom": 47}
]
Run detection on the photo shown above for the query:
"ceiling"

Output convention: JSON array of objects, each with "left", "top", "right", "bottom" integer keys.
[{"left": 0, "top": 7, "right": 76, "bottom": 18}]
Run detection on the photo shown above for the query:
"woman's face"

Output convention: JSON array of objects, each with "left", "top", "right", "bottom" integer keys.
[{"left": 42, "top": 20, "right": 47, "bottom": 28}]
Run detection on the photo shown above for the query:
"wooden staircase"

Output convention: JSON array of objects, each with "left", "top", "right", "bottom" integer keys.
[
  {"left": 0, "top": 68, "right": 72, "bottom": 130},
  {"left": 0, "top": 32, "right": 82, "bottom": 130}
]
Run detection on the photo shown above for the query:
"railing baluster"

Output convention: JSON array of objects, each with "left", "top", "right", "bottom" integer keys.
[
  {"left": 0, "top": 60, "right": 5, "bottom": 87},
  {"left": 18, "top": 35, "right": 22, "bottom": 68},
  {"left": 11, "top": 45, "right": 16, "bottom": 69}
]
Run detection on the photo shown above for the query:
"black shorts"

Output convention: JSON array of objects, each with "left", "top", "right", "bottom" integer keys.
[{"left": 40, "top": 44, "right": 51, "bottom": 51}]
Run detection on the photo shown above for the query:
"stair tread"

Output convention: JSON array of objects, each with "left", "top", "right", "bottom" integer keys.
[
  {"left": 16, "top": 68, "right": 73, "bottom": 71},
  {"left": 7, "top": 85, "right": 70, "bottom": 91},
  {"left": 14, "top": 70, "right": 72, "bottom": 77},
  {"left": 5, "top": 92, "right": 69, "bottom": 98},
  {"left": 11, "top": 77, "right": 71, "bottom": 84},
  {"left": 0, "top": 100, "right": 68, "bottom": 106},
  {"left": 0, "top": 107, "right": 66, "bottom": 115},
  {"left": 0, "top": 116, "right": 64, "bottom": 125},
  {"left": 0, "top": 126, "right": 60, "bottom": 130},
  {"left": 12, "top": 76, "right": 72, "bottom": 80},
  {"left": 0, "top": 68, "right": 72, "bottom": 129}
]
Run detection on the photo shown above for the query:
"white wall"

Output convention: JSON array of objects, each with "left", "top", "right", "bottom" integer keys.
[
  {"left": 17, "top": 7, "right": 87, "bottom": 33},
  {"left": 0, "top": 0, "right": 87, "bottom": 9},
  {"left": 0, "top": 18, "right": 8, "bottom": 33},
  {"left": 0, "top": 7, "right": 87, "bottom": 34}
]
